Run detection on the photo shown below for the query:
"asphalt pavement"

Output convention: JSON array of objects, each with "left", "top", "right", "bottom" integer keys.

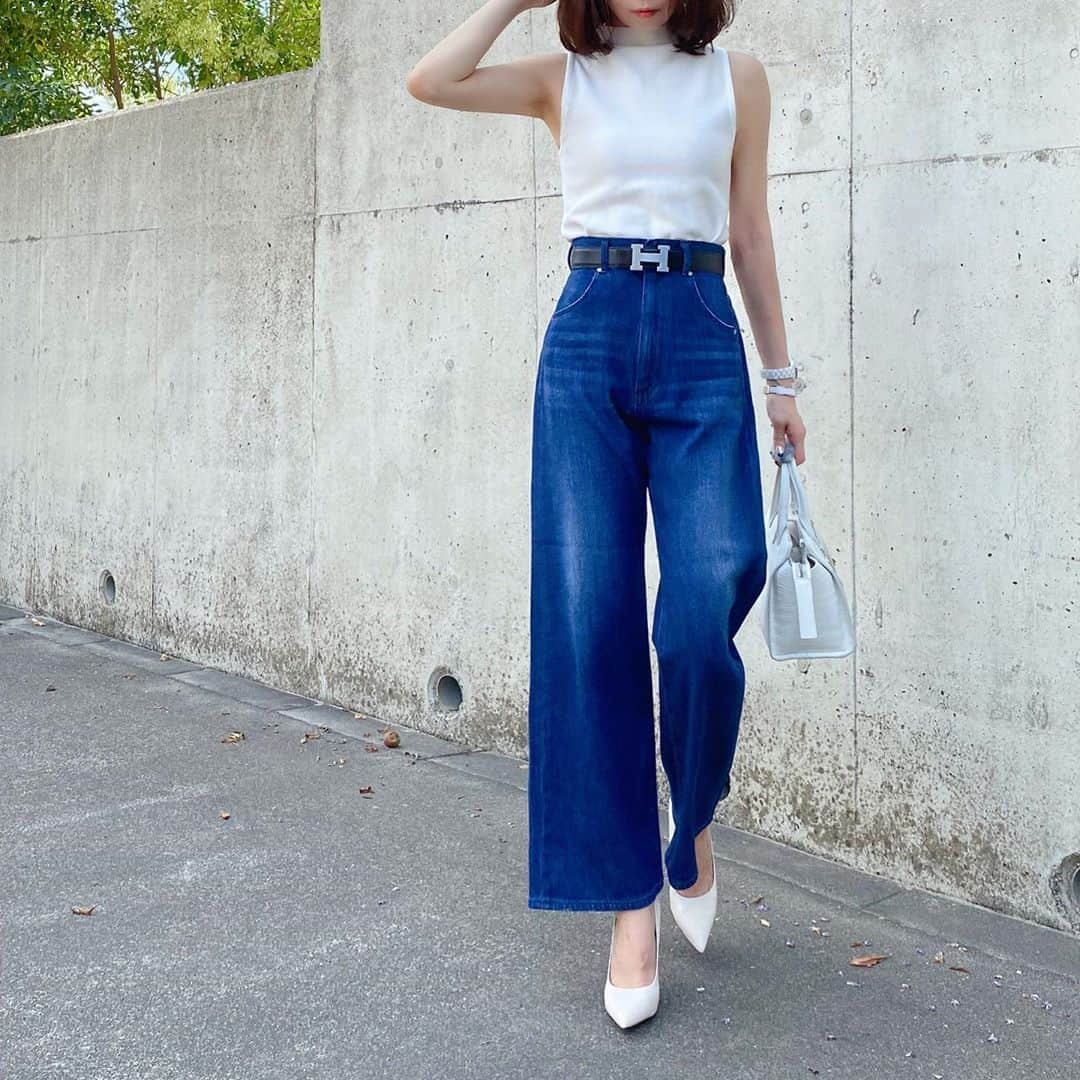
[{"left": 1, "top": 604, "right": 1077, "bottom": 1079}]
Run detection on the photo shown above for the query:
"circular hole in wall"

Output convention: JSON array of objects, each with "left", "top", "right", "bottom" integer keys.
[
  {"left": 429, "top": 669, "right": 463, "bottom": 713},
  {"left": 436, "top": 673, "right": 463, "bottom": 712},
  {"left": 1050, "top": 853, "right": 1080, "bottom": 929},
  {"left": 99, "top": 569, "right": 117, "bottom": 605}
]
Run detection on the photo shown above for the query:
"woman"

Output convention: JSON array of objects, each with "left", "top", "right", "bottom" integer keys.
[{"left": 407, "top": 0, "right": 806, "bottom": 1028}]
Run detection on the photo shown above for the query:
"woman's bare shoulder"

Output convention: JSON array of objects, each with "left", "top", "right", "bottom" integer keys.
[{"left": 724, "top": 49, "right": 770, "bottom": 96}]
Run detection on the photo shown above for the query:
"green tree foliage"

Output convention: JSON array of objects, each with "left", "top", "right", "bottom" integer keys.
[{"left": 0, "top": 0, "right": 319, "bottom": 136}]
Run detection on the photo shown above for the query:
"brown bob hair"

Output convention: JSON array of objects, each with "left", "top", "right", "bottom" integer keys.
[{"left": 556, "top": 0, "right": 736, "bottom": 57}]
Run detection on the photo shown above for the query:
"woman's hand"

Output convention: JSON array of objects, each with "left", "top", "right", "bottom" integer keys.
[{"left": 766, "top": 394, "right": 807, "bottom": 465}]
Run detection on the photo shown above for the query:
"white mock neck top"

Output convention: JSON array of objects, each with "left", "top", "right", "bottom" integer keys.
[{"left": 558, "top": 22, "right": 736, "bottom": 245}]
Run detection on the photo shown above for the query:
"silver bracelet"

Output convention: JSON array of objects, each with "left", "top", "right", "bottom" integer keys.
[
  {"left": 759, "top": 363, "right": 798, "bottom": 380},
  {"left": 764, "top": 384, "right": 798, "bottom": 397}
]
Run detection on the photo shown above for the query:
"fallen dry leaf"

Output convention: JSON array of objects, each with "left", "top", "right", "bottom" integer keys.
[
  {"left": 850, "top": 954, "right": 889, "bottom": 968},
  {"left": 71, "top": 905, "right": 96, "bottom": 916},
  {"left": 301, "top": 729, "right": 321, "bottom": 743},
  {"left": 933, "top": 951, "right": 945, "bottom": 964},
  {"left": 383, "top": 729, "right": 400, "bottom": 748},
  {"left": 750, "top": 895, "right": 764, "bottom": 905},
  {"left": 219, "top": 811, "right": 230, "bottom": 820},
  {"left": 358, "top": 785, "right": 374, "bottom": 795},
  {"left": 221, "top": 731, "right": 245, "bottom": 744},
  {"left": 949, "top": 966, "right": 971, "bottom": 974}
]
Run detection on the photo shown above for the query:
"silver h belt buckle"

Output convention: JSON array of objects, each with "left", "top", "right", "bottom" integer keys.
[{"left": 629, "top": 242, "right": 671, "bottom": 272}]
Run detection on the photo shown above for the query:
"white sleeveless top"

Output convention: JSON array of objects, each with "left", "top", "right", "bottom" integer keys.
[{"left": 558, "top": 23, "right": 736, "bottom": 245}]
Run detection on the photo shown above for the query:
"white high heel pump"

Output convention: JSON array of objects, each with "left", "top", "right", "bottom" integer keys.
[
  {"left": 666, "top": 800, "right": 717, "bottom": 953},
  {"left": 603, "top": 898, "right": 660, "bottom": 1029}
]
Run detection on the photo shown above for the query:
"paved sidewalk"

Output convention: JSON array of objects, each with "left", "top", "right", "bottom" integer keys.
[{"left": 1, "top": 605, "right": 1077, "bottom": 1080}]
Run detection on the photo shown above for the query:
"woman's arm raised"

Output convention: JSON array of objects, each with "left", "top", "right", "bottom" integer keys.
[{"left": 405, "top": 0, "right": 562, "bottom": 127}]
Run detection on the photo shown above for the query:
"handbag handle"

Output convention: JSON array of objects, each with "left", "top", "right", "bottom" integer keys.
[
  {"left": 768, "top": 459, "right": 790, "bottom": 544},
  {"left": 785, "top": 460, "right": 814, "bottom": 532},
  {"left": 769, "top": 458, "right": 799, "bottom": 543},
  {"left": 769, "top": 456, "right": 816, "bottom": 548}
]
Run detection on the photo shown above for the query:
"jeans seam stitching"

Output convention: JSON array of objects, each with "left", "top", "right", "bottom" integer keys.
[
  {"left": 690, "top": 275, "right": 738, "bottom": 330},
  {"left": 550, "top": 269, "right": 600, "bottom": 318}
]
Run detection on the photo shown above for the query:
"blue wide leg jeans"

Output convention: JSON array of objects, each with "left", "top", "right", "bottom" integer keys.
[{"left": 527, "top": 236, "right": 768, "bottom": 912}]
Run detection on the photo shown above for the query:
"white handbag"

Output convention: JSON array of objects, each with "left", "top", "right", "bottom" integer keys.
[{"left": 759, "top": 445, "right": 855, "bottom": 661}]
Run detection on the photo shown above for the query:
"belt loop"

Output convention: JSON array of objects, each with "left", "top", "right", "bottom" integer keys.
[
  {"left": 566, "top": 241, "right": 573, "bottom": 271},
  {"left": 678, "top": 239, "right": 692, "bottom": 275},
  {"left": 600, "top": 238, "right": 610, "bottom": 271}
]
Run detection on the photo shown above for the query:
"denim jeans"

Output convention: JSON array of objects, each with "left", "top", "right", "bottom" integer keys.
[{"left": 527, "top": 235, "right": 768, "bottom": 912}]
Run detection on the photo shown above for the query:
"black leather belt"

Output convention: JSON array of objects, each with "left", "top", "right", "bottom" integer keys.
[{"left": 568, "top": 240, "right": 725, "bottom": 276}]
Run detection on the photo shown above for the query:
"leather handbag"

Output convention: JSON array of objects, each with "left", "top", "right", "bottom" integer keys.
[{"left": 759, "top": 444, "right": 855, "bottom": 660}]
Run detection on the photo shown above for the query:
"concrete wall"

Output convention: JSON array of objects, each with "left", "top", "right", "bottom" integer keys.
[{"left": 2, "top": 2, "right": 1078, "bottom": 932}]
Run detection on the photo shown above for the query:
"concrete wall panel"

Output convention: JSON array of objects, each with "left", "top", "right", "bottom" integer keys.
[
  {"left": 39, "top": 106, "right": 161, "bottom": 239},
  {"left": 853, "top": 1, "right": 1080, "bottom": 164},
  {"left": 851, "top": 149, "right": 1080, "bottom": 925},
  {"left": 722, "top": 0, "right": 851, "bottom": 175},
  {"left": 0, "top": 134, "right": 43, "bottom": 241},
  {"left": 30, "top": 231, "right": 157, "bottom": 640},
  {"left": 153, "top": 219, "right": 316, "bottom": 689},
  {"left": 317, "top": 0, "right": 534, "bottom": 216},
  {"left": 312, "top": 199, "right": 536, "bottom": 747},
  {"left": 0, "top": 239, "right": 41, "bottom": 607},
  {"left": 158, "top": 70, "right": 316, "bottom": 228}
]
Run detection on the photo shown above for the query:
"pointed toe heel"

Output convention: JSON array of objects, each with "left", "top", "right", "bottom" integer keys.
[
  {"left": 666, "top": 800, "right": 717, "bottom": 954},
  {"left": 603, "top": 898, "right": 660, "bottom": 1029}
]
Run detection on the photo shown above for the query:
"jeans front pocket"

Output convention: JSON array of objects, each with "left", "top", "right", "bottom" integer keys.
[
  {"left": 551, "top": 267, "right": 601, "bottom": 319},
  {"left": 689, "top": 271, "right": 739, "bottom": 332}
]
